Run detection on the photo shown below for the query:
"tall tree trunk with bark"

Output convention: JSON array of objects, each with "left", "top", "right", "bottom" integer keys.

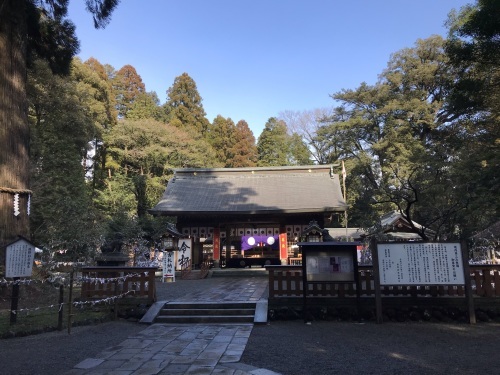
[{"left": 0, "top": 0, "right": 30, "bottom": 249}]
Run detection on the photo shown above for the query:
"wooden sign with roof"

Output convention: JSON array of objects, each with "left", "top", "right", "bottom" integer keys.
[{"left": 150, "top": 165, "right": 348, "bottom": 268}]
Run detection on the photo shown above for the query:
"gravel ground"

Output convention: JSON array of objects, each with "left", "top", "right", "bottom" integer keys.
[
  {"left": 1, "top": 277, "right": 500, "bottom": 375},
  {"left": 241, "top": 320, "right": 500, "bottom": 375}
]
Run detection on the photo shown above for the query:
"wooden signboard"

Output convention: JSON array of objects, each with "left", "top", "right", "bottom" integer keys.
[
  {"left": 300, "top": 242, "right": 360, "bottom": 322},
  {"left": 5, "top": 237, "right": 36, "bottom": 278},
  {"left": 373, "top": 241, "right": 475, "bottom": 324}
]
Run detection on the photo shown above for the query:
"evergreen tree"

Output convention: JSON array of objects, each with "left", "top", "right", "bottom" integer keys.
[
  {"left": 288, "top": 133, "right": 313, "bottom": 165},
  {"left": 113, "top": 64, "right": 146, "bottom": 118},
  {"left": 444, "top": 0, "right": 500, "bottom": 235},
  {"left": 127, "top": 91, "right": 164, "bottom": 121},
  {"left": 257, "top": 117, "right": 311, "bottom": 167},
  {"left": 230, "top": 120, "right": 258, "bottom": 167},
  {"left": 207, "top": 115, "right": 237, "bottom": 167},
  {"left": 101, "top": 118, "right": 221, "bottom": 218},
  {"left": 0, "top": 0, "right": 118, "bottom": 246},
  {"left": 280, "top": 109, "right": 333, "bottom": 164},
  {"left": 257, "top": 118, "right": 290, "bottom": 166},
  {"left": 164, "top": 73, "right": 210, "bottom": 135},
  {"left": 317, "top": 36, "right": 464, "bottom": 238},
  {"left": 72, "top": 57, "right": 117, "bottom": 192},
  {"left": 28, "top": 59, "right": 100, "bottom": 258}
]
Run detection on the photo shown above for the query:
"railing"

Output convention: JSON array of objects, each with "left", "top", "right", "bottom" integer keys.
[
  {"left": 199, "top": 259, "right": 210, "bottom": 279},
  {"left": 288, "top": 257, "right": 302, "bottom": 265},
  {"left": 181, "top": 259, "right": 192, "bottom": 279},
  {"left": 266, "top": 265, "right": 500, "bottom": 298},
  {"left": 79, "top": 267, "right": 157, "bottom": 303}
]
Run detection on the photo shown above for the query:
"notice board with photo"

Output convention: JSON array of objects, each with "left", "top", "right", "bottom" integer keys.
[{"left": 301, "top": 243, "right": 358, "bottom": 283}]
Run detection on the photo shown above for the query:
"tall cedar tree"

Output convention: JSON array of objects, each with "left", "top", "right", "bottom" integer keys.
[
  {"left": 164, "top": 73, "right": 210, "bottom": 136},
  {"left": 0, "top": 0, "right": 118, "bottom": 247},
  {"left": 230, "top": 120, "right": 258, "bottom": 167},
  {"left": 113, "top": 64, "right": 146, "bottom": 118},
  {"left": 207, "top": 115, "right": 237, "bottom": 167},
  {"left": 257, "top": 117, "right": 311, "bottom": 167},
  {"left": 257, "top": 118, "right": 291, "bottom": 167}
]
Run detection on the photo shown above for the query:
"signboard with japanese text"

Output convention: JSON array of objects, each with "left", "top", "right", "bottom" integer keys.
[
  {"left": 162, "top": 251, "right": 175, "bottom": 281},
  {"left": 176, "top": 238, "right": 192, "bottom": 271},
  {"left": 377, "top": 242, "right": 464, "bottom": 285},
  {"left": 5, "top": 238, "right": 36, "bottom": 278}
]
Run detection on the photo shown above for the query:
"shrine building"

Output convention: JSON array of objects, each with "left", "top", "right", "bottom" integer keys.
[{"left": 149, "top": 165, "right": 348, "bottom": 268}]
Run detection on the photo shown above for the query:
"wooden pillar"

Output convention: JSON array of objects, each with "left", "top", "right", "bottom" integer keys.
[
  {"left": 213, "top": 227, "right": 221, "bottom": 262},
  {"left": 225, "top": 227, "right": 231, "bottom": 262}
]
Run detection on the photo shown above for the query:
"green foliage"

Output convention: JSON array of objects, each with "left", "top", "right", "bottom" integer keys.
[
  {"left": 99, "top": 118, "right": 221, "bottom": 219},
  {"left": 26, "top": 0, "right": 79, "bottom": 75},
  {"left": 443, "top": 0, "right": 500, "bottom": 236},
  {"left": 257, "top": 118, "right": 289, "bottom": 166},
  {"left": 207, "top": 115, "right": 237, "bottom": 167},
  {"left": 127, "top": 91, "right": 164, "bottom": 121},
  {"left": 279, "top": 109, "right": 333, "bottom": 164},
  {"left": 316, "top": 36, "right": 468, "bottom": 239},
  {"left": 288, "top": 133, "right": 312, "bottom": 165},
  {"left": 85, "top": 0, "right": 120, "bottom": 29},
  {"left": 28, "top": 59, "right": 101, "bottom": 259},
  {"left": 113, "top": 65, "right": 146, "bottom": 118},
  {"left": 257, "top": 117, "right": 310, "bottom": 167},
  {"left": 230, "top": 120, "right": 258, "bottom": 167},
  {"left": 165, "top": 73, "right": 211, "bottom": 135}
]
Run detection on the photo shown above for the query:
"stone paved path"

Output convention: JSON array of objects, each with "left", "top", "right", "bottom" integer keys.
[{"left": 66, "top": 275, "right": 279, "bottom": 375}]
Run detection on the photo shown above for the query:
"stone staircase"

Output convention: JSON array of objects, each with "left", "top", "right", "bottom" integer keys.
[
  {"left": 141, "top": 299, "right": 269, "bottom": 325},
  {"left": 154, "top": 301, "right": 256, "bottom": 324}
]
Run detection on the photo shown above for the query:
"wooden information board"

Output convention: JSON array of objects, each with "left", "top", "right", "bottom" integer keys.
[{"left": 377, "top": 242, "right": 464, "bottom": 285}]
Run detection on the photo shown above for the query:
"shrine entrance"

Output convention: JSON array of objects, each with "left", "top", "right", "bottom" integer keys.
[{"left": 150, "top": 165, "right": 348, "bottom": 269}]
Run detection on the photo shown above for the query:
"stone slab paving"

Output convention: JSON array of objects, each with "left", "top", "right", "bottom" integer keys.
[
  {"left": 66, "top": 276, "right": 279, "bottom": 375},
  {"left": 66, "top": 323, "right": 279, "bottom": 375},
  {"left": 172, "top": 278, "right": 268, "bottom": 303}
]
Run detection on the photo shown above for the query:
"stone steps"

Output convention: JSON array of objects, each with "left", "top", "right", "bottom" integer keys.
[{"left": 154, "top": 301, "right": 257, "bottom": 324}]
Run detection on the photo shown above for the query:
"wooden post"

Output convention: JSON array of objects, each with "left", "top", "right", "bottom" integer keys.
[
  {"left": 58, "top": 284, "right": 64, "bottom": 330},
  {"left": 302, "top": 248, "right": 309, "bottom": 323},
  {"left": 371, "top": 239, "right": 383, "bottom": 324},
  {"left": 113, "top": 280, "right": 119, "bottom": 320},
  {"left": 67, "top": 270, "right": 74, "bottom": 335},
  {"left": 225, "top": 227, "right": 231, "bottom": 267},
  {"left": 461, "top": 241, "right": 476, "bottom": 324},
  {"left": 9, "top": 277, "right": 19, "bottom": 324},
  {"left": 148, "top": 270, "right": 156, "bottom": 301}
]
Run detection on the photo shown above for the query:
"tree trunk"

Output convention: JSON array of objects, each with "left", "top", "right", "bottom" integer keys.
[{"left": 0, "top": 0, "right": 30, "bottom": 250}]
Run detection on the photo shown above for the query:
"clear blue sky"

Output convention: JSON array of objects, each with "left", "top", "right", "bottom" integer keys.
[{"left": 68, "top": 0, "right": 471, "bottom": 136}]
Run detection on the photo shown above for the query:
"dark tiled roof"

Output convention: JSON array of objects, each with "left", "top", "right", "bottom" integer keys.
[{"left": 150, "top": 165, "right": 348, "bottom": 216}]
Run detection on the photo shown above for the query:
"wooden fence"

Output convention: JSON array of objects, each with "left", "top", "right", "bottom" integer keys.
[
  {"left": 79, "top": 267, "right": 157, "bottom": 303},
  {"left": 267, "top": 265, "right": 500, "bottom": 298}
]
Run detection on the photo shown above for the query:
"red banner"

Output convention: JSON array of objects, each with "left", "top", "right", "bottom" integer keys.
[
  {"left": 279, "top": 233, "right": 288, "bottom": 260},
  {"left": 213, "top": 228, "right": 220, "bottom": 260}
]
